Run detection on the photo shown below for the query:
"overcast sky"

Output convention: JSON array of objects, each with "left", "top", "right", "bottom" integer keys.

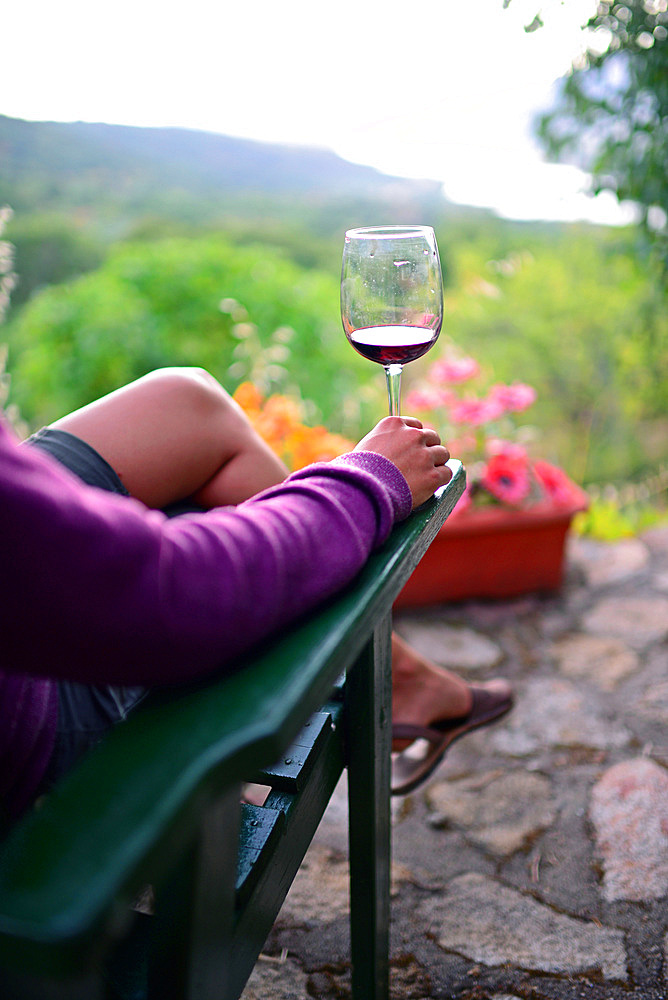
[{"left": 2, "top": 0, "right": 637, "bottom": 226}]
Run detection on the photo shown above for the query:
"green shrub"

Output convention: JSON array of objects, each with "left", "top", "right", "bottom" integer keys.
[{"left": 4, "top": 236, "right": 380, "bottom": 432}]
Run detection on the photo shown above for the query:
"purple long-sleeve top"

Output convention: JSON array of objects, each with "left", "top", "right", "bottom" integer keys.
[{"left": 0, "top": 417, "right": 412, "bottom": 820}]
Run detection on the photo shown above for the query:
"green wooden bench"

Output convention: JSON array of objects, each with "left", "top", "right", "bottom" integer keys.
[{"left": 0, "top": 461, "right": 464, "bottom": 1000}]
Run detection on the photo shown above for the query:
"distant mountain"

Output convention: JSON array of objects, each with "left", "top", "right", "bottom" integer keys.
[{"left": 0, "top": 115, "right": 447, "bottom": 230}]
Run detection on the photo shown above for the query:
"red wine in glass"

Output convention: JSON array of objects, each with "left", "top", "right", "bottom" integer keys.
[{"left": 346, "top": 323, "right": 441, "bottom": 367}]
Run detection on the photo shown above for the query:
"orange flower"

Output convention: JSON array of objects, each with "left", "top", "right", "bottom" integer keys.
[
  {"left": 260, "top": 395, "right": 303, "bottom": 439},
  {"left": 253, "top": 396, "right": 303, "bottom": 460},
  {"left": 234, "top": 383, "right": 352, "bottom": 471},
  {"left": 291, "top": 427, "right": 353, "bottom": 469},
  {"left": 233, "top": 381, "right": 264, "bottom": 415}
]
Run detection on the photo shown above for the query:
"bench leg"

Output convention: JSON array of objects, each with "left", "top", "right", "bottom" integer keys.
[
  {"left": 345, "top": 614, "right": 392, "bottom": 1000},
  {"left": 148, "top": 788, "right": 241, "bottom": 1000}
]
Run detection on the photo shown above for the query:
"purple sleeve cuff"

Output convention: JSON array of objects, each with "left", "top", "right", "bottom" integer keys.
[{"left": 330, "top": 450, "right": 413, "bottom": 523}]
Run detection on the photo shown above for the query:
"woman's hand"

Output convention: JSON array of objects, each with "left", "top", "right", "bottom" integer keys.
[{"left": 354, "top": 416, "right": 452, "bottom": 509}]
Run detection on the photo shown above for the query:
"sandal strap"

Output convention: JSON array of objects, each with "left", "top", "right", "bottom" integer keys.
[
  {"left": 392, "top": 719, "right": 463, "bottom": 743},
  {"left": 392, "top": 686, "right": 512, "bottom": 746}
]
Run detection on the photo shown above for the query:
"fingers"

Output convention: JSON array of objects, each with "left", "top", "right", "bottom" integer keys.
[
  {"left": 376, "top": 415, "right": 426, "bottom": 430},
  {"left": 380, "top": 416, "right": 451, "bottom": 466},
  {"left": 437, "top": 459, "right": 453, "bottom": 485},
  {"left": 431, "top": 444, "right": 451, "bottom": 467},
  {"left": 402, "top": 420, "right": 450, "bottom": 463},
  {"left": 353, "top": 415, "right": 453, "bottom": 507},
  {"left": 422, "top": 427, "right": 446, "bottom": 451}
]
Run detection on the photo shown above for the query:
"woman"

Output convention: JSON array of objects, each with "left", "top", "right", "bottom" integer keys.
[{"left": 0, "top": 367, "right": 511, "bottom": 824}]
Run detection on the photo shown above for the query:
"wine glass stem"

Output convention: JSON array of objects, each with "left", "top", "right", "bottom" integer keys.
[{"left": 384, "top": 364, "right": 403, "bottom": 416}]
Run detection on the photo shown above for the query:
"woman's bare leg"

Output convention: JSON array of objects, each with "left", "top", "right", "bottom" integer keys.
[
  {"left": 51, "top": 367, "right": 289, "bottom": 509},
  {"left": 392, "top": 633, "right": 471, "bottom": 724}
]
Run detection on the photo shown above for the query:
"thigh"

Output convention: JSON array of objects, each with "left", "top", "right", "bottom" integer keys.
[{"left": 50, "top": 367, "right": 286, "bottom": 509}]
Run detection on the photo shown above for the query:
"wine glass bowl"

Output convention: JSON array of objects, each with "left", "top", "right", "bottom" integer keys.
[{"left": 341, "top": 225, "right": 443, "bottom": 414}]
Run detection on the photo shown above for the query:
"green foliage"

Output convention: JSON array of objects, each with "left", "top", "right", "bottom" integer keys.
[
  {"left": 535, "top": 3, "right": 668, "bottom": 429},
  {"left": 575, "top": 496, "right": 668, "bottom": 541},
  {"left": 3, "top": 236, "right": 380, "bottom": 432},
  {"left": 0, "top": 206, "right": 27, "bottom": 436},
  {"left": 5, "top": 213, "right": 105, "bottom": 309},
  {"left": 536, "top": 0, "right": 668, "bottom": 271},
  {"left": 0, "top": 207, "right": 15, "bottom": 325},
  {"left": 417, "top": 223, "right": 668, "bottom": 487}
]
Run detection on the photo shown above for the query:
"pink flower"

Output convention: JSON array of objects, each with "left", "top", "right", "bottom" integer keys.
[
  {"left": 450, "top": 396, "right": 504, "bottom": 427},
  {"left": 405, "top": 387, "right": 453, "bottom": 411},
  {"left": 488, "top": 382, "right": 537, "bottom": 413},
  {"left": 448, "top": 432, "right": 478, "bottom": 455},
  {"left": 533, "top": 460, "right": 580, "bottom": 506},
  {"left": 429, "top": 356, "right": 480, "bottom": 385},
  {"left": 481, "top": 452, "right": 531, "bottom": 506}
]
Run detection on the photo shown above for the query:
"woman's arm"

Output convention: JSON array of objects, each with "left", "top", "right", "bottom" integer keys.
[{"left": 1, "top": 419, "right": 415, "bottom": 686}]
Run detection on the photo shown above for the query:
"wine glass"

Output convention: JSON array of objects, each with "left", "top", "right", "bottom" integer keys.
[{"left": 341, "top": 225, "right": 443, "bottom": 415}]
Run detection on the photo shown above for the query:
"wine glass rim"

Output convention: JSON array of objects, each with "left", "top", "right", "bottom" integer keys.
[{"left": 345, "top": 225, "right": 434, "bottom": 240}]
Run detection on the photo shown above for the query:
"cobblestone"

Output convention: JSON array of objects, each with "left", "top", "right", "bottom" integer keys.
[
  {"left": 395, "top": 619, "right": 503, "bottom": 671},
  {"left": 590, "top": 757, "right": 668, "bottom": 902},
  {"left": 583, "top": 595, "right": 668, "bottom": 649},
  {"left": 489, "top": 677, "right": 631, "bottom": 754},
  {"left": 425, "top": 769, "right": 556, "bottom": 856},
  {"left": 571, "top": 536, "right": 650, "bottom": 587},
  {"left": 418, "top": 872, "right": 628, "bottom": 980},
  {"left": 551, "top": 633, "right": 639, "bottom": 690}
]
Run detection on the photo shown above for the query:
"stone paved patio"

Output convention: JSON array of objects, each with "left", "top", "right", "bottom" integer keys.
[{"left": 241, "top": 525, "right": 668, "bottom": 999}]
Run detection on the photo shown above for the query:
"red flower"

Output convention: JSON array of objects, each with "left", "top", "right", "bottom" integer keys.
[
  {"left": 481, "top": 452, "right": 531, "bottom": 506},
  {"left": 533, "top": 460, "right": 580, "bottom": 506}
]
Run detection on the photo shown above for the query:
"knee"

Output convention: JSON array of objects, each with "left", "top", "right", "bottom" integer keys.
[
  {"left": 143, "top": 367, "right": 253, "bottom": 438},
  {"left": 144, "top": 367, "right": 233, "bottom": 417},
  {"left": 145, "top": 366, "right": 219, "bottom": 393}
]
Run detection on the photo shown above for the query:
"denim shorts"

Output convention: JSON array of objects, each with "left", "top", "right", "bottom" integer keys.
[{"left": 27, "top": 428, "right": 149, "bottom": 789}]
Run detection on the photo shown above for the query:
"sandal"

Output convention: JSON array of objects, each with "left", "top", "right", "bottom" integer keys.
[{"left": 391, "top": 680, "right": 513, "bottom": 796}]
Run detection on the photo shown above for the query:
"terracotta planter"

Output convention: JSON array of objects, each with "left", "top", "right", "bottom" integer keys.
[{"left": 395, "top": 493, "right": 588, "bottom": 607}]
